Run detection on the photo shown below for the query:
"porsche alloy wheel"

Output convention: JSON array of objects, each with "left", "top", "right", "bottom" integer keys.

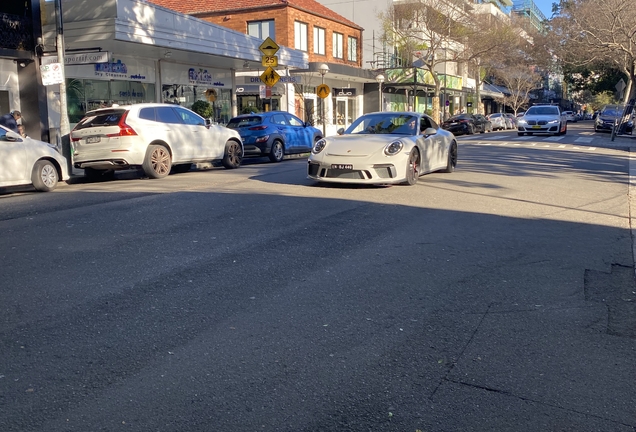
[
  {"left": 443, "top": 142, "right": 457, "bottom": 173},
  {"left": 143, "top": 144, "right": 172, "bottom": 179},
  {"left": 404, "top": 149, "right": 420, "bottom": 185}
]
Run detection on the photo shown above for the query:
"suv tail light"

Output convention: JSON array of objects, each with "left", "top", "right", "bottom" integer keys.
[
  {"left": 248, "top": 125, "right": 268, "bottom": 131},
  {"left": 107, "top": 111, "right": 137, "bottom": 137}
]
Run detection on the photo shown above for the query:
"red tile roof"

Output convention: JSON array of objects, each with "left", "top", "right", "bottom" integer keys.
[{"left": 148, "top": 0, "right": 362, "bottom": 30}]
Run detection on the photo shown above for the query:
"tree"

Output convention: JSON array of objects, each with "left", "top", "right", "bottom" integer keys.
[
  {"left": 379, "top": 0, "right": 469, "bottom": 122},
  {"left": 494, "top": 64, "right": 543, "bottom": 115},
  {"left": 549, "top": 0, "right": 636, "bottom": 103}
]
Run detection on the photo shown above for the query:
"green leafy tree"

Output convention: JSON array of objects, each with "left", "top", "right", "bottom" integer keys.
[{"left": 191, "top": 100, "right": 213, "bottom": 119}]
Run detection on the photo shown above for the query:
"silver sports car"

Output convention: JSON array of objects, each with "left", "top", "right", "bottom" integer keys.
[{"left": 308, "top": 112, "right": 457, "bottom": 185}]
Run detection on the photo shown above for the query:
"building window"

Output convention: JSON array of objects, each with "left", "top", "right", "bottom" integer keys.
[
  {"left": 295, "top": 21, "right": 308, "bottom": 51},
  {"left": 333, "top": 32, "right": 343, "bottom": 59},
  {"left": 347, "top": 36, "right": 357, "bottom": 62},
  {"left": 247, "top": 20, "right": 275, "bottom": 39},
  {"left": 314, "top": 27, "right": 325, "bottom": 55}
]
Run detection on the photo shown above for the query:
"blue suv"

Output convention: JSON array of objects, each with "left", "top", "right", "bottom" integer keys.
[{"left": 226, "top": 111, "right": 322, "bottom": 162}]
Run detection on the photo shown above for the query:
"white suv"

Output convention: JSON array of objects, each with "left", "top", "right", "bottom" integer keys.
[
  {"left": 517, "top": 105, "right": 567, "bottom": 136},
  {"left": 71, "top": 103, "right": 243, "bottom": 180}
]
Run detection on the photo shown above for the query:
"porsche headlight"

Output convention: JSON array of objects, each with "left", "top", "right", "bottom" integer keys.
[
  {"left": 312, "top": 138, "right": 326, "bottom": 154},
  {"left": 384, "top": 140, "right": 404, "bottom": 156}
]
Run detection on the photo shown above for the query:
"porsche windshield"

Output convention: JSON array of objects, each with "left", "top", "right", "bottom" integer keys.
[{"left": 346, "top": 114, "right": 418, "bottom": 135}]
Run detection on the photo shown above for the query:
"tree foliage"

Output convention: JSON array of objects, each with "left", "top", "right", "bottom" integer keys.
[{"left": 548, "top": 0, "right": 636, "bottom": 102}]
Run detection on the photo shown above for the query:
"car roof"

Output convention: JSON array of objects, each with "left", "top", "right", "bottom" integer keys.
[{"left": 86, "top": 102, "right": 186, "bottom": 115}]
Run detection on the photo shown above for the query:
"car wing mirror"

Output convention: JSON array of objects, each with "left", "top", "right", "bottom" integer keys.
[
  {"left": 423, "top": 127, "right": 437, "bottom": 137},
  {"left": 4, "top": 131, "right": 22, "bottom": 142},
  {"left": 337, "top": 127, "right": 345, "bottom": 135}
]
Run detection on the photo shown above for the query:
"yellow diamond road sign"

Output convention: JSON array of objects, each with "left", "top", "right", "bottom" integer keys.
[
  {"left": 260, "top": 67, "right": 280, "bottom": 87},
  {"left": 259, "top": 37, "right": 279, "bottom": 56}
]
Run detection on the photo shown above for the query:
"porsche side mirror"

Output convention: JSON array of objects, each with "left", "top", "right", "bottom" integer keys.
[
  {"left": 423, "top": 127, "right": 437, "bottom": 137},
  {"left": 337, "top": 128, "right": 345, "bottom": 135}
]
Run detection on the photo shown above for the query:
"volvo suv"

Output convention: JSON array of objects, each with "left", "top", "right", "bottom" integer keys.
[
  {"left": 71, "top": 103, "right": 243, "bottom": 180},
  {"left": 517, "top": 105, "right": 567, "bottom": 136}
]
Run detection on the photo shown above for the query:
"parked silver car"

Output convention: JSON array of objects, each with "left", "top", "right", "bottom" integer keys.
[{"left": 487, "top": 113, "right": 507, "bottom": 131}]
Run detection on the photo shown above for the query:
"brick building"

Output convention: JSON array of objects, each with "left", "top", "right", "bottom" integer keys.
[{"left": 149, "top": 0, "right": 377, "bottom": 134}]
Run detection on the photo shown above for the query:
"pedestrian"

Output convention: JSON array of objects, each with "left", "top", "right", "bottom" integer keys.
[
  {"left": 18, "top": 124, "right": 27, "bottom": 138},
  {"left": 0, "top": 110, "right": 21, "bottom": 133}
]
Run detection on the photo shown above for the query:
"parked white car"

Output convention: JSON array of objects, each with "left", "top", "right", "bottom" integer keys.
[
  {"left": 0, "top": 125, "right": 69, "bottom": 192},
  {"left": 71, "top": 103, "right": 243, "bottom": 180}
]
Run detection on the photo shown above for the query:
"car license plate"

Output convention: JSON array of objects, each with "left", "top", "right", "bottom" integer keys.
[
  {"left": 531, "top": 125, "right": 541, "bottom": 129},
  {"left": 86, "top": 136, "right": 101, "bottom": 144},
  {"left": 331, "top": 164, "right": 353, "bottom": 170}
]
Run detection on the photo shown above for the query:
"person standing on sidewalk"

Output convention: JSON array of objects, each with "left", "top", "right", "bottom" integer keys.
[{"left": 0, "top": 110, "right": 21, "bottom": 133}]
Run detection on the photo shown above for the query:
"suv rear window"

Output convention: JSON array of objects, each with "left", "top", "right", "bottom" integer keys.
[
  {"left": 227, "top": 116, "right": 263, "bottom": 128},
  {"left": 74, "top": 109, "right": 126, "bottom": 130}
]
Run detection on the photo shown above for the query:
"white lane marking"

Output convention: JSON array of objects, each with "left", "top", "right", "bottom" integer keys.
[
  {"left": 558, "top": 145, "right": 566, "bottom": 148},
  {"left": 515, "top": 136, "right": 532, "bottom": 140},
  {"left": 486, "top": 135, "right": 508, "bottom": 140},
  {"left": 575, "top": 137, "right": 594, "bottom": 143},
  {"left": 544, "top": 136, "right": 565, "bottom": 141}
]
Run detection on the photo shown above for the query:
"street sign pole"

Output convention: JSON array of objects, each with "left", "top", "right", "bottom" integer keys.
[{"left": 259, "top": 37, "right": 280, "bottom": 111}]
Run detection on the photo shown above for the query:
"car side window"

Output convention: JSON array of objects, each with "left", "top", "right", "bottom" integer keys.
[
  {"left": 271, "top": 114, "right": 287, "bottom": 126},
  {"left": 285, "top": 114, "right": 304, "bottom": 127},
  {"left": 420, "top": 117, "right": 431, "bottom": 131},
  {"left": 156, "top": 107, "right": 182, "bottom": 124},
  {"left": 139, "top": 107, "right": 156, "bottom": 121},
  {"left": 175, "top": 107, "right": 205, "bottom": 126}
]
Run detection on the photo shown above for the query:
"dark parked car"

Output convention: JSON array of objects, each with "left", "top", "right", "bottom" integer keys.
[
  {"left": 441, "top": 113, "right": 488, "bottom": 135},
  {"left": 594, "top": 105, "right": 633, "bottom": 133},
  {"left": 474, "top": 114, "right": 492, "bottom": 132},
  {"left": 226, "top": 111, "right": 322, "bottom": 162}
]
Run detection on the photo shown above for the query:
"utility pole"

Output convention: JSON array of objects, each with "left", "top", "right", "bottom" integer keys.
[{"left": 55, "top": 0, "right": 70, "bottom": 137}]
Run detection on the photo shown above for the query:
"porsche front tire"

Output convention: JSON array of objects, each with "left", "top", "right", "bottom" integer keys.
[{"left": 404, "top": 149, "right": 420, "bottom": 185}]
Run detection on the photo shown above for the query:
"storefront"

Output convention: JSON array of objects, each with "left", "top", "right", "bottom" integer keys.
[
  {"left": 44, "top": 55, "right": 156, "bottom": 126},
  {"left": 160, "top": 62, "right": 233, "bottom": 124}
]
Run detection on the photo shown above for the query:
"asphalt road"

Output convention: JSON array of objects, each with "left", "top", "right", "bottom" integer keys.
[{"left": 1, "top": 121, "right": 635, "bottom": 431}]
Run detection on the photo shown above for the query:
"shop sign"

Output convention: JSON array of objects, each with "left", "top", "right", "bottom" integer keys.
[
  {"left": 332, "top": 88, "right": 357, "bottom": 97},
  {"left": 249, "top": 75, "right": 300, "bottom": 84},
  {"left": 189, "top": 68, "right": 226, "bottom": 86},
  {"left": 94, "top": 59, "right": 148, "bottom": 81},
  {"left": 42, "top": 52, "right": 109, "bottom": 66}
]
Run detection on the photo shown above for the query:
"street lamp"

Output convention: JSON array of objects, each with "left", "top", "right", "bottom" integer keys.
[
  {"left": 318, "top": 63, "right": 329, "bottom": 136},
  {"left": 376, "top": 74, "right": 385, "bottom": 112}
]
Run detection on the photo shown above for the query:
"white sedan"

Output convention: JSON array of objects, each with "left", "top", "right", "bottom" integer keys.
[
  {"left": 307, "top": 112, "right": 457, "bottom": 185},
  {"left": 0, "top": 126, "right": 69, "bottom": 192}
]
